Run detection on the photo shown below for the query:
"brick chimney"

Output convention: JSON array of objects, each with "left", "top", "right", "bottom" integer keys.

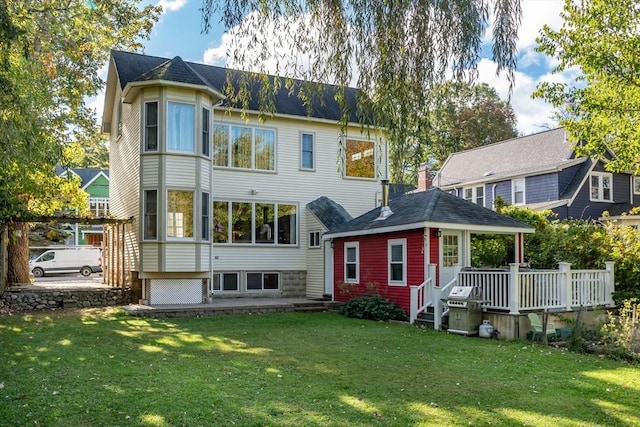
[{"left": 418, "top": 163, "right": 433, "bottom": 192}]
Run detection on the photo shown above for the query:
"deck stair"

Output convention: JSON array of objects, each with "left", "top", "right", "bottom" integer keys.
[{"left": 414, "top": 307, "right": 448, "bottom": 330}]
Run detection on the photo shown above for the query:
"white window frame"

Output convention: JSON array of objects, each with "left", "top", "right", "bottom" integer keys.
[
  {"left": 344, "top": 242, "right": 359, "bottom": 283},
  {"left": 309, "top": 231, "right": 321, "bottom": 249},
  {"left": 143, "top": 101, "right": 158, "bottom": 152},
  {"left": 634, "top": 176, "right": 640, "bottom": 195},
  {"left": 166, "top": 101, "right": 196, "bottom": 153},
  {"left": 88, "top": 197, "right": 110, "bottom": 217},
  {"left": 212, "top": 200, "right": 298, "bottom": 246},
  {"left": 143, "top": 189, "right": 158, "bottom": 241},
  {"left": 462, "top": 186, "right": 484, "bottom": 206},
  {"left": 213, "top": 123, "right": 276, "bottom": 171},
  {"left": 344, "top": 138, "right": 376, "bottom": 179},
  {"left": 512, "top": 178, "right": 526, "bottom": 205},
  {"left": 300, "top": 132, "right": 315, "bottom": 170},
  {"left": 167, "top": 190, "right": 195, "bottom": 239},
  {"left": 388, "top": 238, "right": 407, "bottom": 286},
  {"left": 590, "top": 172, "right": 613, "bottom": 202}
]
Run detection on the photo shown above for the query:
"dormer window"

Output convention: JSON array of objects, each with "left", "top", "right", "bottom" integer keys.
[{"left": 590, "top": 172, "right": 612, "bottom": 202}]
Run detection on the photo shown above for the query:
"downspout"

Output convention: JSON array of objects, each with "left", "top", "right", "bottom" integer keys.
[
  {"left": 491, "top": 184, "right": 497, "bottom": 210},
  {"left": 209, "top": 99, "right": 223, "bottom": 297}
]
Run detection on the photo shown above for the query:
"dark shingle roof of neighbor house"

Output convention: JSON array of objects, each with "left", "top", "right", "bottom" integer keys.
[
  {"left": 435, "top": 127, "right": 584, "bottom": 187},
  {"left": 111, "top": 50, "right": 364, "bottom": 123},
  {"left": 306, "top": 197, "right": 353, "bottom": 231},
  {"left": 325, "top": 187, "right": 533, "bottom": 237},
  {"left": 56, "top": 167, "right": 109, "bottom": 188}
]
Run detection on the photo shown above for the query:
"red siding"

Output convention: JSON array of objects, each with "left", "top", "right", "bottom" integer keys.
[{"left": 333, "top": 230, "right": 425, "bottom": 314}]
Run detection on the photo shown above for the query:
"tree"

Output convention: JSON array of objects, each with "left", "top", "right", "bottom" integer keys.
[
  {"left": 0, "top": 0, "right": 160, "bottom": 284},
  {"left": 425, "top": 82, "right": 518, "bottom": 170},
  {"left": 534, "top": 0, "right": 640, "bottom": 173},
  {"left": 201, "top": 0, "right": 522, "bottom": 183}
]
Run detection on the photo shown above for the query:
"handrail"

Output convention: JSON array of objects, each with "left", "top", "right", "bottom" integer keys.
[{"left": 409, "top": 278, "right": 430, "bottom": 324}]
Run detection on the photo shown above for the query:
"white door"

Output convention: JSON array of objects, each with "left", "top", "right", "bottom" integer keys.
[
  {"left": 440, "top": 231, "right": 462, "bottom": 286},
  {"left": 324, "top": 240, "right": 333, "bottom": 297}
]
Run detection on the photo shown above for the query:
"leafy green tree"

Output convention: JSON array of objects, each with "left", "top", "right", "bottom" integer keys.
[
  {"left": 425, "top": 82, "right": 518, "bottom": 170},
  {"left": 202, "top": 0, "right": 522, "bottom": 183},
  {"left": 534, "top": 0, "right": 640, "bottom": 173},
  {"left": 0, "top": 0, "right": 160, "bottom": 284}
]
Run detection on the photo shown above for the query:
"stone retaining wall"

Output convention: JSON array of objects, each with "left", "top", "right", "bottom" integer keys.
[{"left": 1, "top": 287, "right": 132, "bottom": 311}]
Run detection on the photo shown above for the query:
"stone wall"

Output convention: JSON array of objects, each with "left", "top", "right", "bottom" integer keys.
[
  {"left": 281, "top": 270, "right": 307, "bottom": 298},
  {"left": 1, "top": 287, "right": 132, "bottom": 311}
]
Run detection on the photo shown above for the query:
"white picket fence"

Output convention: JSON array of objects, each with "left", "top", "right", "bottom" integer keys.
[{"left": 410, "top": 262, "right": 615, "bottom": 325}]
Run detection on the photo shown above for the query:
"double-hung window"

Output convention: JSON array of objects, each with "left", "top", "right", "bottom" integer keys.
[
  {"left": 388, "top": 239, "right": 407, "bottom": 285},
  {"left": 144, "top": 101, "right": 158, "bottom": 151},
  {"left": 344, "top": 242, "right": 359, "bottom": 283},
  {"left": 167, "top": 190, "right": 194, "bottom": 238},
  {"left": 301, "top": 133, "right": 314, "bottom": 170},
  {"left": 202, "top": 193, "right": 210, "bottom": 241},
  {"left": 463, "top": 186, "right": 485, "bottom": 207},
  {"left": 143, "top": 190, "right": 157, "bottom": 240},
  {"left": 512, "top": 178, "right": 525, "bottom": 205},
  {"left": 590, "top": 172, "right": 613, "bottom": 201},
  {"left": 309, "top": 231, "right": 321, "bottom": 248},
  {"left": 202, "top": 108, "right": 210, "bottom": 157},
  {"left": 167, "top": 102, "right": 195, "bottom": 153}
]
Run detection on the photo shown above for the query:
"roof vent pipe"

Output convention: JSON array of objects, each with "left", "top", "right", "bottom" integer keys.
[{"left": 376, "top": 179, "right": 393, "bottom": 220}]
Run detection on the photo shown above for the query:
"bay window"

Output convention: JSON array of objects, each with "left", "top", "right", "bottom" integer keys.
[
  {"left": 167, "top": 102, "right": 195, "bottom": 152},
  {"left": 168, "top": 190, "right": 194, "bottom": 238}
]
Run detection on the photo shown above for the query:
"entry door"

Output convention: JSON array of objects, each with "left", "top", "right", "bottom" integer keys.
[
  {"left": 324, "top": 240, "right": 333, "bottom": 297},
  {"left": 440, "top": 231, "right": 462, "bottom": 286}
]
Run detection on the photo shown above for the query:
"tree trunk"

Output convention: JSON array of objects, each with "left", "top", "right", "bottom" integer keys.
[{"left": 7, "top": 223, "right": 30, "bottom": 284}]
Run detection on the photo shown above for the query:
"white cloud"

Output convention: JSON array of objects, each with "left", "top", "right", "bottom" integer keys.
[{"left": 157, "top": 0, "right": 187, "bottom": 13}]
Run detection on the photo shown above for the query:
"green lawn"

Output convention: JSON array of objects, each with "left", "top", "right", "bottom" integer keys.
[{"left": 0, "top": 309, "right": 638, "bottom": 426}]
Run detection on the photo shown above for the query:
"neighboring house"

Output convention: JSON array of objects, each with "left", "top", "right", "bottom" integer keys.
[
  {"left": 101, "top": 50, "right": 387, "bottom": 304},
  {"left": 430, "top": 127, "right": 640, "bottom": 219},
  {"left": 56, "top": 166, "right": 110, "bottom": 246},
  {"left": 323, "top": 186, "right": 535, "bottom": 313}
]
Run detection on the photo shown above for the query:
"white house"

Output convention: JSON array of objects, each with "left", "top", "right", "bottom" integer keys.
[{"left": 101, "top": 50, "right": 387, "bottom": 305}]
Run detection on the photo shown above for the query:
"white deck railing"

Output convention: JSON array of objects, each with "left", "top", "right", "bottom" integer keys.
[{"left": 410, "top": 262, "right": 615, "bottom": 327}]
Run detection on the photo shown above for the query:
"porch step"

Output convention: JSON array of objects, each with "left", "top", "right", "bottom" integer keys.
[
  {"left": 292, "top": 302, "right": 331, "bottom": 313},
  {"left": 415, "top": 309, "right": 448, "bottom": 330}
]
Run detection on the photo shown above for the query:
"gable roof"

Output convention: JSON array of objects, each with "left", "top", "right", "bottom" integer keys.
[
  {"left": 56, "top": 167, "right": 109, "bottom": 189},
  {"left": 324, "top": 188, "right": 534, "bottom": 239},
  {"left": 306, "top": 197, "right": 353, "bottom": 231},
  {"left": 435, "top": 128, "right": 586, "bottom": 187},
  {"left": 108, "top": 50, "right": 363, "bottom": 124}
]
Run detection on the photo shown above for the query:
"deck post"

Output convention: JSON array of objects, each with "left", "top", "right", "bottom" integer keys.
[
  {"left": 508, "top": 263, "right": 520, "bottom": 314},
  {"left": 559, "top": 262, "right": 571, "bottom": 311},
  {"left": 428, "top": 264, "right": 441, "bottom": 330},
  {"left": 605, "top": 261, "right": 615, "bottom": 307}
]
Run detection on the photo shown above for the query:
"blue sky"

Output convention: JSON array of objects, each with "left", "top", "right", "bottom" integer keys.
[{"left": 92, "top": 0, "right": 575, "bottom": 136}]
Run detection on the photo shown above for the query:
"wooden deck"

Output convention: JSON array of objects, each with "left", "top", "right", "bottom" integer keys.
[{"left": 122, "top": 298, "right": 340, "bottom": 318}]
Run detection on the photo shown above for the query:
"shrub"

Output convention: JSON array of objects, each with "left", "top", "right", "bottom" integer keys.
[
  {"left": 339, "top": 294, "right": 407, "bottom": 322},
  {"left": 601, "top": 299, "right": 640, "bottom": 362}
]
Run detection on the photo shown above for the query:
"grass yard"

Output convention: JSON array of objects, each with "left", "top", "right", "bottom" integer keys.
[{"left": 0, "top": 309, "right": 639, "bottom": 426}]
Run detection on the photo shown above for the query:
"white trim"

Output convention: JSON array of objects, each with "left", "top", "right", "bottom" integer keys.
[
  {"left": 511, "top": 177, "right": 526, "bottom": 206},
  {"left": 344, "top": 241, "right": 359, "bottom": 283},
  {"left": 81, "top": 171, "right": 110, "bottom": 190},
  {"left": 323, "top": 221, "right": 534, "bottom": 240},
  {"left": 308, "top": 230, "right": 321, "bottom": 248},
  {"left": 212, "top": 123, "right": 277, "bottom": 172},
  {"left": 589, "top": 171, "right": 613, "bottom": 202},
  {"left": 632, "top": 176, "right": 640, "bottom": 195},
  {"left": 123, "top": 80, "right": 225, "bottom": 103},
  {"left": 388, "top": 238, "right": 407, "bottom": 286},
  {"left": 567, "top": 159, "right": 598, "bottom": 207},
  {"left": 299, "top": 131, "right": 315, "bottom": 171}
]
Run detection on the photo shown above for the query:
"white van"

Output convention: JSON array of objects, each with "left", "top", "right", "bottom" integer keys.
[{"left": 30, "top": 248, "right": 102, "bottom": 277}]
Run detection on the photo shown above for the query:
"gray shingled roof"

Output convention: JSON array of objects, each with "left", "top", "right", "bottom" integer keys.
[
  {"left": 324, "top": 188, "right": 533, "bottom": 237},
  {"left": 435, "top": 128, "right": 583, "bottom": 187},
  {"left": 111, "top": 50, "right": 364, "bottom": 123},
  {"left": 56, "top": 167, "right": 109, "bottom": 188},
  {"left": 306, "top": 197, "right": 353, "bottom": 231}
]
